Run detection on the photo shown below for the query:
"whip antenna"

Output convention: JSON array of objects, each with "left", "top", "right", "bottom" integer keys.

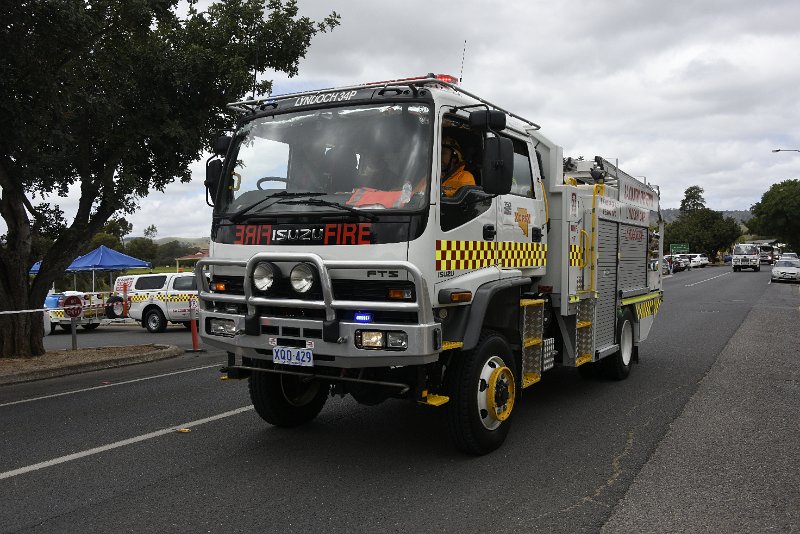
[{"left": 459, "top": 40, "right": 467, "bottom": 83}]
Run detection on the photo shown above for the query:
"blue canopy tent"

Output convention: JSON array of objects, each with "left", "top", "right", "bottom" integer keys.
[{"left": 30, "top": 245, "right": 152, "bottom": 291}]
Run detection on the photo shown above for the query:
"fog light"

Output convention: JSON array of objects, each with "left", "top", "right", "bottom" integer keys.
[
  {"left": 209, "top": 318, "right": 236, "bottom": 337},
  {"left": 355, "top": 330, "right": 384, "bottom": 349},
  {"left": 386, "top": 332, "right": 408, "bottom": 350}
]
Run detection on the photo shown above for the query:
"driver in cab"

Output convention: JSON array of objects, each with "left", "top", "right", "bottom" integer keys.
[{"left": 440, "top": 136, "right": 475, "bottom": 198}]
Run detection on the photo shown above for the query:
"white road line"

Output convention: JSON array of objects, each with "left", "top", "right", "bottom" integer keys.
[
  {"left": 0, "top": 364, "right": 221, "bottom": 408},
  {"left": 685, "top": 272, "right": 732, "bottom": 287},
  {"left": 0, "top": 406, "right": 254, "bottom": 480}
]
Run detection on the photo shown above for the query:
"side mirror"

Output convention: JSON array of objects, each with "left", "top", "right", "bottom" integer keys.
[
  {"left": 213, "top": 135, "right": 232, "bottom": 156},
  {"left": 482, "top": 137, "right": 514, "bottom": 195},
  {"left": 469, "top": 110, "right": 506, "bottom": 131},
  {"left": 204, "top": 159, "right": 223, "bottom": 207}
]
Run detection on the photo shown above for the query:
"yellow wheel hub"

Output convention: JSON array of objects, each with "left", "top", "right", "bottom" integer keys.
[{"left": 486, "top": 366, "right": 515, "bottom": 421}]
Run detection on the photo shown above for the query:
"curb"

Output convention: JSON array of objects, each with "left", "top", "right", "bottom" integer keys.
[{"left": 0, "top": 344, "right": 183, "bottom": 386}]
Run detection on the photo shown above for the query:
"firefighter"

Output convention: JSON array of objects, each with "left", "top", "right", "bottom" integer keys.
[{"left": 440, "top": 136, "right": 475, "bottom": 197}]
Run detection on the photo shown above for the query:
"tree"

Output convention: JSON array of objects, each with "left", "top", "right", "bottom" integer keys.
[
  {"left": 665, "top": 208, "right": 741, "bottom": 261},
  {"left": 143, "top": 225, "right": 158, "bottom": 240},
  {"left": 121, "top": 238, "right": 159, "bottom": 266},
  {"left": 679, "top": 185, "right": 706, "bottom": 213},
  {"left": 0, "top": 1, "right": 339, "bottom": 357},
  {"left": 103, "top": 217, "right": 133, "bottom": 248},
  {"left": 747, "top": 179, "right": 800, "bottom": 252},
  {"left": 156, "top": 240, "right": 197, "bottom": 267}
]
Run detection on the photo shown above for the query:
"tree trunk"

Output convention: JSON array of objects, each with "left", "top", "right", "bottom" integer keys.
[{"left": 0, "top": 311, "right": 46, "bottom": 358}]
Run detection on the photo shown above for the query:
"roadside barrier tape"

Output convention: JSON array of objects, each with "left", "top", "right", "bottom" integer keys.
[{"left": 0, "top": 308, "right": 52, "bottom": 315}]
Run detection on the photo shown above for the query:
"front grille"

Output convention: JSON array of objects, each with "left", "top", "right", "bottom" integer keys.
[{"left": 332, "top": 280, "right": 416, "bottom": 302}]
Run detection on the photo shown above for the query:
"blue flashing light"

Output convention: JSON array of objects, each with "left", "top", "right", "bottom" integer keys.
[{"left": 354, "top": 312, "right": 373, "bottom": 323}]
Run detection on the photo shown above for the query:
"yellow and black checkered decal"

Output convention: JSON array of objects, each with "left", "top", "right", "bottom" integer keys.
[
  {"left": 633, "top": 295, "right": 662, "bottom": 320},
  {"left": 129, "top": 292, "right": 195, "bottom": 303},
  {"left": 436, "top": 240, "right": 496, "bottom": 271},
  {"left": 497, "top": 242, "right": 547, "bottom": 268},
  {"left": 436, "top": 240, "right": 547, "bottom": 271},
  {"left": 569, "top": 244, "right": 583, "bottom": 266}
]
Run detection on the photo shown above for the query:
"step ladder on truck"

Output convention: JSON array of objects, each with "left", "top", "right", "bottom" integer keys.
[{"left": 196, "top": 73, "right": 664, "bottom": 454}]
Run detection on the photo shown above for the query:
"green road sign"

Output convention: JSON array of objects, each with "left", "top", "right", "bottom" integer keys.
[{"left": 670, "top": 243, "right": 689, "bottom": 253}]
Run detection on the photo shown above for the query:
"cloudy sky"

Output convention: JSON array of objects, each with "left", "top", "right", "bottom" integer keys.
[{"left": 30, "top": 0, "right": 800, "bottom": 238}]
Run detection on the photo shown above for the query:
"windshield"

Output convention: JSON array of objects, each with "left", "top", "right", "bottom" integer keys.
[
  {"left": 775, "top": 260, "right": 800, "bottom": 268},
  {"left": 734, "top": 244, "right": 758, "bottom": 255},
  {"left": 217, "top": 103, "right": 432, "bottom": 218}
]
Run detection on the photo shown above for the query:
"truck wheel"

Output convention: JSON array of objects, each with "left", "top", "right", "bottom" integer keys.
[
  {"left": 59, "top": 324, "right": 73, "bottom": 332},
  {"left": 249, "top": 367, "right": 328, "bottom": 427},
  {"left": 81, "top": 323, "right": 100, "bottom": 331},
  {"left": 754, "top": 266, "right": 760, "bottom": 272},
  {"left": 105, "top": 296, "right": 125, "bottom": 319},
  {"left": 446, "top": 332, "right": 516, "bottom": 455},
  {"left": 50, "top": 323, "right": 58, "bottom": 334},
  {"left": 144, "top": 308, "right": 167, "bottom": 333},
  {"left": 605, "top": 310, "right": 634, "bottom": 380}
]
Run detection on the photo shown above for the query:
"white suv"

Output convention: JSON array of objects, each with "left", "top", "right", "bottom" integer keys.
[{"left": 112, "top": 272, "right": 198, "bottom": 332}]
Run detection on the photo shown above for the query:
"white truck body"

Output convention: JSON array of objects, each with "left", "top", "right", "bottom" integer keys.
[
  {"left": 196, "top": 75, "right": 663, "bottom": 453},
  {"left": 732, "top": 243, "right": 761, "bottom": 272}
]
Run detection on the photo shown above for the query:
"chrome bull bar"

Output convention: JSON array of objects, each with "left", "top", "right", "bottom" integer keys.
[{"left": 195, "top": 253, "right": 433, "bottom": 324}]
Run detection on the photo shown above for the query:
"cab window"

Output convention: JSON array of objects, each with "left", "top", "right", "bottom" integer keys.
[
  {"left": 439, "top": 114, "right": 491, "bottom": 231},
  {"left": 172, "top": 276, "right": 197, "bottom": 291},
  {"left": 135, "top": 275, "right": 167, "bottom": 290},
  {"left": 509, "top": 138, "right": 535, "bottom": 198}
]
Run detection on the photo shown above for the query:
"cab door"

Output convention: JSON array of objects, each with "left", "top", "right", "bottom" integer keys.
[
  {"left": 435, "top": 110, "right": 499, "bottom": 287},
  {"left": 494, "top": 136, "right": 547, "bottom": 276},
  {"left": 165, "top": 275, "right": 197, "bottom": 321}
]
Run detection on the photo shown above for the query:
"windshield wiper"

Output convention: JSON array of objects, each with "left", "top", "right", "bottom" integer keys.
[
  {"left": 226, "top": 191, "right": 324, "bottom": 223},
  {"left": 276, "top": 198, "right": 378, "bottom": 221}
]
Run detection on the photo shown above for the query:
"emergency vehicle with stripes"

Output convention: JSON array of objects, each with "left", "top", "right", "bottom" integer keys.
[
  {"left": 198, "top": 73, "right": 663, "bottom": 454},
  {"left": 113, "top": 273, "right": 199, "bottom": 333}
]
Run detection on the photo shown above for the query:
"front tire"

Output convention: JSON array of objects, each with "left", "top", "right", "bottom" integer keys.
[
  {"left": 249, "top": 366, "right": 328, "bottom": 427},
  {"left": 144, "top": 308, "right": 167, "bottom": 333},
  {"left": 605, "top": 310, "right": 634, "bottom": 380},
  {"left": 81, "top": 323, "right": 100, "bottom": 331},
  {"left": 446, "top": 332, "right": 516, "bottom": 455}
]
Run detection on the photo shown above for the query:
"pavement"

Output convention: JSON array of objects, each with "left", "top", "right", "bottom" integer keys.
[
  {"left": 0, "top": 344, "right": 182, "bottom": 386},
  {"left": 603, "top": 281, "right": 800, "bottom": 532}
]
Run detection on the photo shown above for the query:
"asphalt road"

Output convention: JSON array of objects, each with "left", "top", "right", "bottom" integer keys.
[{"left": 0, "top": 266, "right": 793, "bottom": 533}]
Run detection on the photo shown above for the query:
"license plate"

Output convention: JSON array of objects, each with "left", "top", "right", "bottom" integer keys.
[{"left": 272, "top": 346, "right": 314, "bottom": 367}]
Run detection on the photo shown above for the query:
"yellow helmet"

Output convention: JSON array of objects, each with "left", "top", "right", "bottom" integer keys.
[{"left": 442, "top": 136, "right": 464, "bottom": 163}]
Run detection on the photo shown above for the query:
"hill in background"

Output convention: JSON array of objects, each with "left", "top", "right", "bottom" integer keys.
[{"left": 125, "top": 236, "right": 210, "bottom": 248}]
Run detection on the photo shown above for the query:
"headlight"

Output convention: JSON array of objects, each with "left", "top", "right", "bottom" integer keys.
[
  {"left": 290, "top": 263, "right": 315, "bottom": 293},
  {"left": 253, "top": 262, "right": 276, "bottom": 291}
]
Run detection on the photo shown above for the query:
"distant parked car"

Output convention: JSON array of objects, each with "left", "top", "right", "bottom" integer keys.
[
  {"left": 685, "top": 253, "right": 709, "bottom": 268},
  {"left": 771, "top": 259, "right": 800, "bottom": 283},
  {"left": 678, "top": 254, "right": 701, "bottom": 269},
  {"left": 664, "top": 255, "right": 689, "bottom": 272},
  {"left": 723, "top": 254, "right": 732, "bottom": 263}
]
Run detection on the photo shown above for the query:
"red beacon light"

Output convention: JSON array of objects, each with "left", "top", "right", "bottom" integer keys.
[
  {"left": 434, "top": 73, "right": 459, "bottom": 85},
  {"left": 364, "top": 73, "right": 460, "bottom": 86}
]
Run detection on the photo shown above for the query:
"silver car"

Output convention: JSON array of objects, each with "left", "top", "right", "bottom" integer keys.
[{"left": 771, "top": 259, "right": 800, "bottom": 282}]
